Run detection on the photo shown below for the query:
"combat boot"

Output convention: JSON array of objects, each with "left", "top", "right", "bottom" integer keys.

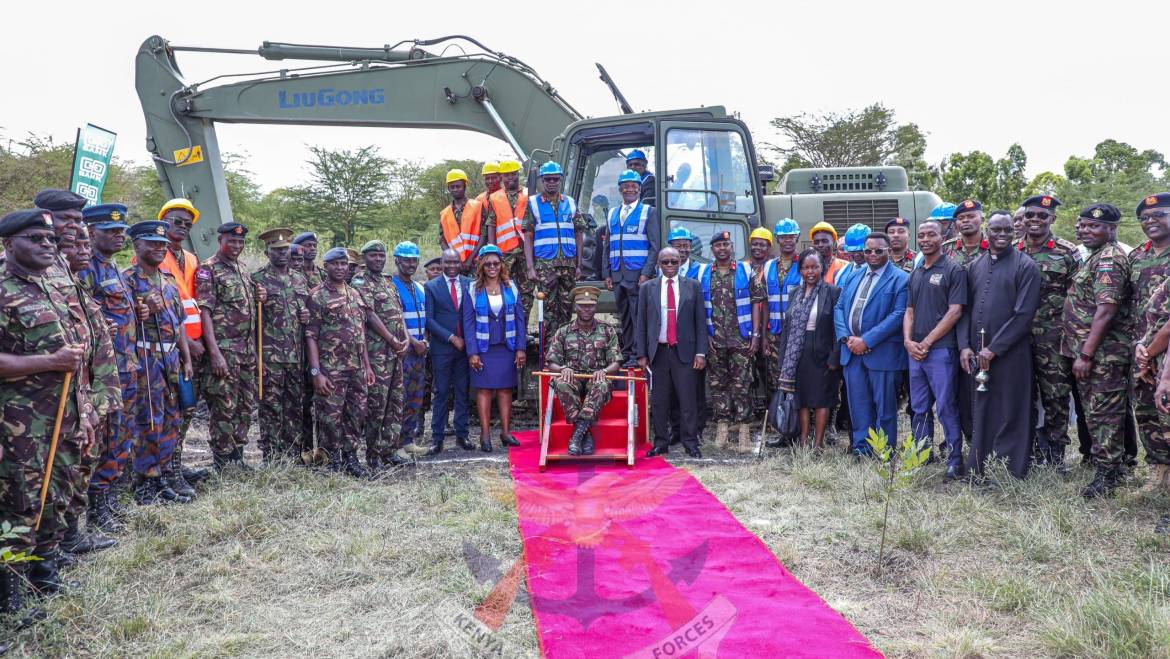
[
  {"left": 29, "top": 550, "right": 79, "bottom": 597},
  {"left": 175, "top": 442, "right": 210, "bottom": 484},
  {"left": 1081, "top": 465, "right": 1120, "bottom": 499},
  {"left": 230, "top": 447, "right": 254, "bottom": 472},
  {"left": 61, "top": 514, "right": 115, "bottom": 555},
  {"left": 366, "top": 455, "right": 384, "bottom": 474},
  {"left": 1137, "top": 464, "right": 1168, "bottom": 495},
  {"left": 735, "top": 423, "right": 754, "bottom": 454},
  {"left": 107, "top": 480, "right": 130, "bottom": 519},
  {"left": 1, "top": 564, "right": 44, "bottom": 627},
  {"left": 87, "top": 490, "right": 124, "bottom": 534},
  {"left": 567, "top": 422, "right": 586, "bottom": 456},
  {"left": 714, "top": 422, "right": 729, "bottom": 450},
  {"left": 580, "top": 422, "right": 595, "bottom": 456},
  {"left": 163, "top": 458, "right": 197, "bottom": 501},
  {"left": 343, "top": 451, "right": 369, "bottom": 479}
]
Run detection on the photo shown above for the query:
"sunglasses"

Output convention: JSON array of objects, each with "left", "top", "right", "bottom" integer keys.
[
  {"left": 13, "top": 233, "right": 60, "bottom": 246},
  {"left": 863, "top": 248, "right": 887, "bottom": 255},
  {"left": 1024, "top": 211, "right": 1052, "bottom": 220},
  {"left": 482, "top": 261, "right": 502, "bottom": 268},
  {"left": 658, "top": 259, "right": 681, "bottom": 265}
]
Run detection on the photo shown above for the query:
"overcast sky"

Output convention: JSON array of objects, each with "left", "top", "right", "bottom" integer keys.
[{"left": 3, "top": 0, "right": 1166, "bottom": 191}]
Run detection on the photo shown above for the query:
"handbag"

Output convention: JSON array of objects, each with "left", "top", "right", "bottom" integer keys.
[{"left": 768, "top": 390, "right": 799, "bottom": 437}]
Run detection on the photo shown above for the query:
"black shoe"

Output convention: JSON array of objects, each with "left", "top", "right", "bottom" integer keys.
[
  {"left": 155, "top": 478, "right": 189, "bottom": 504},
  {"left": 343, "top": 452, "right": 369, "bottom": 478},
  {"left": 163, "top": 470, "right": 197, "bottom": 501},
  {"left": 685, "top": 446, "right": 703, "bottom": 458},
  {"left": 173, "top": 441, "right": 210, "bottom": 483},
  {"left": 457, "top": 437, "right": 476, "bottom": 451},
  {"left": 945, "top": 464, "right": 964, "bottom": 480},
  {"left": 427, "top": 441, "right": 444, "bottom": 456},
  {"left": 765, "top": 436, "right": 788, "bottom": 449},
  {"left": 56, "top": 551, "right": 77, "bottom": 569},
  {"left": 582, "top": 432, "right": 595, "bottom": 456},
  {"left": 480, "top": 435, "right": 494, "bottom": 453},
  {"left": 105, "top": 486, "right": 130, "bottom": 519},
  {"left": 500, "top": 433, "right": 520, "bottom": 447},
  {"left": 445, "top": 423, "right": 456, "bottom": 437},
  {"left": 29, "top": 551, "right": 78, "bottom": 597},
  {"left": 88, "top": 491, "right": 123, "bottom": 534},
  {"left": 230, "top": 447, "right": 254, "bottom": 472},
  {"left": 62, "top": 514, "right": 115, "bottom": 554},
  {"left": 645, "top": 446, "right": 668, "bottom": 458},
  {"left": 669, "top": 435, "right": 681, "bottom": 447},
  {"left": 1081, "top": 465, "right": 1119, "bottom": 499},
  {"left": 567, "top": 422, "right": 588, "bottom": 456},
  {"left": 0, "top": 563, "right": 43, "bottom": 624}
]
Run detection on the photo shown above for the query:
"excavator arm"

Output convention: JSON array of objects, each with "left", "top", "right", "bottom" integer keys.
[{"left": 134, "top": 35, "right": 582, "bottom": 255}]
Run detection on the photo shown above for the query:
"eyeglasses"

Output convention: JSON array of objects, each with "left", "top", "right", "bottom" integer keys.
[
  {"left": 1024, "top": 211, "right": 1052, "bottom": 221},
  {"left": 482, "top": 261, "right": 502, "bottom": 268},
  {"left": 863, "top": 248, "right": 887, "bottom": 255},
  {"left": 1141, "top": 211, "right": 1170, "bottom": 221},
  {"left": 658, "top": 259, "right": 680, "bottom": 265},
  {"left": 12, "top": 233, "right": 60, "bottom": 246}
]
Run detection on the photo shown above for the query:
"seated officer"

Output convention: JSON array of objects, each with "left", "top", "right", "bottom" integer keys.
[{"left": 544, "top": 286, "right": 623, "bottom": 456}]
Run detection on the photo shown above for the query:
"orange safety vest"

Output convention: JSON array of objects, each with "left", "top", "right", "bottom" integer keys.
[
  {"left": 823, "top": 257, "right": 848, "bottom": 285},
  {"left": 489, "top": 188, "right": 528, "bottom": 253},
  {"left": 440, "top": 200, "right": 483, "bottom": 262},
  {"left": 159, "top": 247, "right": 203, "bottom": 340}
]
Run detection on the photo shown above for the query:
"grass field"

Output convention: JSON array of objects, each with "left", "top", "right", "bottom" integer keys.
[{"left": 4, "top": 413, "right": 1170, "bottom": 658}]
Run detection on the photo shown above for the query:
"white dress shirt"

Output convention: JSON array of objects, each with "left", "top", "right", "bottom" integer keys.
[{"left": 658, "top": 274, "right": 678, "bottom": 344}]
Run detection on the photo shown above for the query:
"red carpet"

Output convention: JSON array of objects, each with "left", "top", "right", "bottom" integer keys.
[{"left": 507, "top": 431, "right": 880, "bottom": 658}]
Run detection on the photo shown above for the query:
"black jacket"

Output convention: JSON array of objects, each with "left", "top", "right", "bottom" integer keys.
[
  {"left": 776, "top": 284, "right": 841, "bottom": 369},
  {"left": 634, "top": 275, "right": 708, "bottom": 364}
]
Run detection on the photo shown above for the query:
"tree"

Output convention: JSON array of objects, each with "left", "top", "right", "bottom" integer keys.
[
  {"left": 764, "top": 103, "right": 929, "bottom": 179},
  {"left": 287, "top": 145, "right": 392, "bottom": 247},
  {"left": 933, "top": 144, "right": 1030, "bottom": 212}
]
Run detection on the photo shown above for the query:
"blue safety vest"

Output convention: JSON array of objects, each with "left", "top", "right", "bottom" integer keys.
[
  {"left": 763, "top": 258, "right": 802, "bottom": 334},
  {"left": 529, "top": 194, "right": 578, "bottom": 259},
  {"left": 700, "top": 262, "right": 753, "bottom": 340},
  {"left": 469, "top": 281, "right": 519, "bottom": 353},
  {"left": 393, "top": 277, "right": 426, "bottom": 341},
  {"left": 608, "top": 203, "right": 652, "bottom": 273}
]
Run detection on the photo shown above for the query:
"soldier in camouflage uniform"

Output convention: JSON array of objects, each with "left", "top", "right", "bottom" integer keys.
[
  {"left": 1062, "top": 203, "right": 1131, "bottom": 498},
  {"left": 125, "top": 221, "right": 195, "bottom": 504},
  {"left": 942, "top": 200, "right": 990, "bottom": 266},
  {"left": 1016, "top": 195, "right": 1080, "bottom": 465},
  {"left": 306, "top": 247, "right": 375, "bottom": 477},
  {"left": 702, "top": 231, "right": 766, "bottom": 452},
  {"left": 292, "top": 232, "right": 324, "bottom": 452},
  {"left": 251, "top": 229, "right": 308, "bottom": 462},
  {"left": 545, "top": 286, "right": 623, "bottom": 456},
  {"left": 352, "top": 240, "right": 410, "bottom": 469},
  {"left": 197, "top": 222, "right": 263, "bottom": 472},
  {"left": 886, "top": 217, "right": 917, "bottom": 273},
  {"left": 524, "top": 162, "right": 587, "bottom": 341},
  {"left": 1129, "top": 193, "right": 1170, "bottom": 493},
  {"left": 0, "top": 208, "right": 95, "bottom": 606}
]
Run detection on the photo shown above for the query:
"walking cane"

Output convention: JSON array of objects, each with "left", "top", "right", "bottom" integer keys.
[
  {"left": 136, "top": 297, "right": 155, "bottom": 432},
  {"left": 35, "top": 371, "right": 73, "bottom": 531},
  {"left": 756, "top": 406, "right": 769, "bottom": 461},
  {"left": 536, "top": 290, "right": 545, "bottom": 371},
  {"left": 257, "top": 295, "right": 264, "bottom": 399}
]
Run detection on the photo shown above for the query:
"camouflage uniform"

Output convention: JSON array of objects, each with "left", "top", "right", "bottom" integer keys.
[
  {"left": 546, "top": 320, "right": 622, "bottom": 422},
  {"left": 523, "top": 197, "right": 587, "bottom": 339},
  {"left": 0, "top": 263, "right": 91, "bottom": 556},
  {"left": 942, "top": 236, "right": 989, "bottom": 267},
  {"left": 195, "top": 255, "right": 258, "bottom": 460},
  {"left": 75, "top": 253, "right": 139, "bottom": 493},
  {"left": 124, "top": 265, "right": 185, "bottom": 477},
  {"left": 1061, "top": 241, "right": 1131, "bottom": 468},
  {"left": 252, "top": 265, "right": 308, "bottom": 460},
  {"left": 72, "top": 287, "right": 121, "bottom": 520},
  {"left": 306, "top": 282, "right": 369, "bottom": 456},
  {"left": 1019, "top": 235, "right": 1080, "bottom": 449},
  {"left": 707, "top": 265, "right": 767, "bottom": 423},
  {"left": 351, "top": 267, "right": 405, "bottom": 464},
  {"left": 891, "top": 249, "right": 917, "bottom": 274},
  {"left": 1127, "top": 241, "right": 1170, "bottom": 467},
  {"left": 299, "top": 264, "right": 324, "bottom": 451}
]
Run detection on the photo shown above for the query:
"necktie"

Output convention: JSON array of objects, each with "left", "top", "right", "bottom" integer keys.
[
  {"left": 450, "top": 278, "right": 462, "bottom": 337},
  {"left": 667, "top": 278, "right": 678, "bottom": 346},
  {"left": 621, "top": 205, "right": 631, "bottom": 221},
  {"left": 850, "top": 272, "right": 876, "bottom": 336}
]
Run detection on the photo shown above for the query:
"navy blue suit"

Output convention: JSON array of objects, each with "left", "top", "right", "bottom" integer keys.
[
  {"left": 425, "top": 274, "right": 471, "bottom": 444},
  {"left": 833, "top": 263, "right": 908, "bottom": 452}
]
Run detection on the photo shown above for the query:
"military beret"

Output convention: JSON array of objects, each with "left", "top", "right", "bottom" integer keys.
[
  {"left": 257, "top": 227, "right": 293, "bottom": 247},
  {"left": 291, "top": 231, "right": 317, "bottom": 245},
  {"left": 571, "top": 285, "right": 602, "bottom": 305},
  {"left": 884, "top": 217, "right": 911, "bottom": 231},
  {"left": 1079, "top": 203, "right": 1121, "bottom": 224},
  {"left": 217, "top": 222, "right": 248, "bottom": 236},
  {"left": 1021, "top": 194, "right": 1061, "bottom": 210},
  {"left": 33, "top": 189, "right": 86, "bottom": 212},
  {"left": 288, "top": 243, "right": 304, "bottom": 255},
  {"left": 82, "top": 203, "right": 131, "bottom": 230},
  {"left": 0, "top": 208, "right": 54, "bottom": 238},
  {"left": 128, "top": 221, "right": 170, "bottom": 242},
  {"left": 953, "top": 200, "right": 982, "bottom": 217},
  {"left": 710, "top": 230, "right": 733, "bottom": 247},
  {"left": 360, "top": 240, "right": 386, "bottom": 254},
  {"left": 1136, "top": 193, "right": 1170, "bottom": 216},
  {"left": 424, "top": 257, "right": 441, "bottom": 268},
  {"left": 322, "top": 247, "right": 348, "bottom": 263}
]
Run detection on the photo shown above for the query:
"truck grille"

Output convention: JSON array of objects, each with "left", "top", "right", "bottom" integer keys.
[{"left": 821, "top": 199, "right": 902, "bottom": 234}]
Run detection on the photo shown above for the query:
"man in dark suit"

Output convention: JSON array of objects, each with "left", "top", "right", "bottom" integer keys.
[
  {"left": 833, "top": 232, "right": 909, "bottom": 456},
  {"left": 636, "top": 247, "right": 707, "bottom": 458},
  {"left": 424, "top": 249, "right": 473, "bottom": 453},
  {"left": 603, "top": 169, "right": 660, "bottom": 366}
]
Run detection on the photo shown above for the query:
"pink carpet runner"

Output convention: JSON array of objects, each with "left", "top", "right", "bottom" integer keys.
[{"left": 506, "top": 431, "right": 880, "bottom": 658}]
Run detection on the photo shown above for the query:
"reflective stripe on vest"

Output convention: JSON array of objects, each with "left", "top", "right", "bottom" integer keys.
[
  {"left": 393, "top": 277, "right": 427, "bottom": 341},
  {"left": 763, "top": 258, "right": 801, "bottom": 334},
  {"left": 469, "top": 281, "right": 518, "bottom": 353},
  {"left": 529, "top": 194, "right": 577, "bottom": 259},
  {"left": 441, "top": 201, "right": 483, "bottom": 262},
  {"left": 700, "top": 262, "right": 753, "bottom": 339},
  {"left": 607, "top": 203, "right": 651, "bottom": 272},
  {"left": 490, "top": 188, "right": 527, "bottom": 253},
  {"left": 160, "top": 249, "right": 202, "bottom": 339}
]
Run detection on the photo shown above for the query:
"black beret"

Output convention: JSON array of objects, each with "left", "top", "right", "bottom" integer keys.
[
  {"left": 1079, "top": 203, "right": 1121, "bottom": 224},
  {"left": 953, "top": 200, "right": 982, "bottom": 218},
  {"left": 884, "top": 217, "right": 910, "bottom": 231},
  {"left": 292, "top": 231, "right": 317, "bottom": 245},
  {"left": 709, "top": 230, "right": 732, "bottom": 247},
  {"left": 0, "top": 208, "right": 54, "bottom": 238},
  {"left": 1136, "top": 193, "right": 1170, "bottom": 216},
  {"left": 33, "top": 189, "right": 87, "bottom": 212},
  {"left": 217, "top": 222, "right": 248, "bottom": 236},
  {"left": 1021, "top": 194, "right": 1061, "bottom": 210},
  {"left": 423, "top": 257, "right": 441, "bottom": 268}
]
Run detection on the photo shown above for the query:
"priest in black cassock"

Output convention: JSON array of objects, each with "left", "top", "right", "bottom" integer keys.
[{"left": 957, "top": 213, "right": 1041, "bottom": 478}]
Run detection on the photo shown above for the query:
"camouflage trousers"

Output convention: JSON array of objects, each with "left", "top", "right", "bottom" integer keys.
[
  {"left": 422, "top": 353, "right": 433, "bottom": 416},
  {"left": 708, "top": 344, "right": 753, "bottom": 423},
  {"left": 551, "top": 377, "right": 612, "bottom": 423},
  {"left": 1075, "top": 358, "right": 1130, "bottom": 468},
  {"left": 534, "top": 260, "right": 577, "bottom": 341},
  {"left": 301, "top": 364, "right": 314, "bottom": 453},
  {"left": 0, "top": 429, "right": 81, "bottom": 556},
  {"left": 88, "top": 369, "right": 138, "bottom": 493},
  {"left": 134, "top": 350, "right": 181, "bottom": 478},
  {"left": 1132, "top": 364, "right": 1170, "bottom": 465},
  {"left": 756, "top": 333, "right": 782, "bottom": 397},
  {"left": 506, "top": 250, "right": 534, "bottom": 321},
  {"left": 400, "top": 351, "right": 427, "bottom": 446},
  {"left": 315, "top": 370, "right": 367, "bottom": 455},
  {"left": 1033, "top": 340, "right": 1073, "bottom": 445},
  {"left": 258, "top": 361, "right": 304, "bottom": 460},
  {"left": 67, "top": 416, "right": 104, "bottom": 518},
  {"left": 204, "top": 357, "right": 257, "bottom": 459},
  {"left": 365, "top": 351, "right": 404, "bottom": 463}
]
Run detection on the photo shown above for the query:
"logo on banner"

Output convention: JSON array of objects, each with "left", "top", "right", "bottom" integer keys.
[{"left": 70, "top": 123, "right": 117, "bottom": 206}]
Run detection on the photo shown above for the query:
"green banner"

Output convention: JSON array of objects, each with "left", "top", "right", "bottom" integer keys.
[{"left": 69, "top": 123, "right": 117, "bottom": 207}]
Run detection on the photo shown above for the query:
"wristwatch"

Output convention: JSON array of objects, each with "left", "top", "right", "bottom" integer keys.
[{"left": 309, "top": 367, "right": 321, "bottom": 377}]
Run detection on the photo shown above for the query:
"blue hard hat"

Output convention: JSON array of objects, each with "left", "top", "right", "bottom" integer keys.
[
  {"left": 626, "top": 149, "right": 648, "bottom": 163},
  {"left": 538, "top": 161, "right": 564, "bottom": 178},
  {"left": 617, "top": 169, "right": 641, "bottom": 186},
  {"left": 773, "top": 218, "right": 800, "bottom": 236},
  {"left": 477, "top": 244, "right": 503, "bottom": 258},
  {"left": 844, "top": 224, "right": 872, "bottom": 252},
  {"left": 667, "top": 226, "right": 692, "bottom": 242},
  {"left": 393, "top": 241, "right": 421, "bottom": 258},
  {"left": 83, "top": 203, "right": 131, "bottom": 230},
  {"left": 929, "top": 203, "right": 958, "bottom": 222}
]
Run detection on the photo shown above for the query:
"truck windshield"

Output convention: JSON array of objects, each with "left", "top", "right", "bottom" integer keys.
[{"left": 664, "top": 128, "right": 755, "bottom": 215}]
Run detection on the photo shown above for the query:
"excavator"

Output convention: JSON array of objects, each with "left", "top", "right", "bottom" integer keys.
[{"left": 134, "top": 34, "right": 941, "bottom": 271}]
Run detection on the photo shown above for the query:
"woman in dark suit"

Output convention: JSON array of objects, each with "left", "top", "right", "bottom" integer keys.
[
  {"left": 775, "top": 249, "right": 841, "bottom": 449},
  {"left": 461, "top": 245, "right": 527, "bottom": 451}
]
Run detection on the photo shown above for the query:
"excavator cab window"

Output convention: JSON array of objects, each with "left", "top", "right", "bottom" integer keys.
[{"left": 664, "top": 128, "right": 755, "bottom": 215}]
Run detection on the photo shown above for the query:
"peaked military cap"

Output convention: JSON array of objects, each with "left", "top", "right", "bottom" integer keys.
[
  {"left": 344, "top": 248, "right": 360, "bottom": 265},
  {"left": 258, "top": 227, "right": 293, "bottom": 247},
  {"left": 128, "top": 220, "right": 170, "bottom": 242},
  {"left": 217, "top": 222, "right": 248, "bottom": 236},
  {"left": 571, "top": 285, "right": 602, "bottom": 305},
  {"left": 1021, "top": 194, "right": 1061, "bottom": 210},
  {"left": 1136, "top": 193, "right": 1170, "bottom": 216},
  {"left": 1079, "top": 203, "right": 1121, "bottom": 224},
  {"left": 83, "top": 203, "right": 131, "bottom": 230},
  {"left": 0, "top": 208, "right": 54, "bottom": 237},
  {"left": 33, "top": 189, "right": 86, "bottom": 212}
]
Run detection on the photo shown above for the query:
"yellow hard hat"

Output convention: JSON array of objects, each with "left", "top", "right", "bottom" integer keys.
[
  {"left": 497, "top": 160, "right": 522, "bottom": 174},
  {"left": 481, "top": 162, "right": 501, "bottom": 176},
  {"left": 446, "top": 169, "right": 470, "bottom": 185},
  {"left": 157, "top": 198, "right": 200, "bottom": 224},
  {"left": 809, "top": 221, "right": 838, "bottom": 242},
  {"left": 749, "top": 227, "right": 773, "bottom": 244}
]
